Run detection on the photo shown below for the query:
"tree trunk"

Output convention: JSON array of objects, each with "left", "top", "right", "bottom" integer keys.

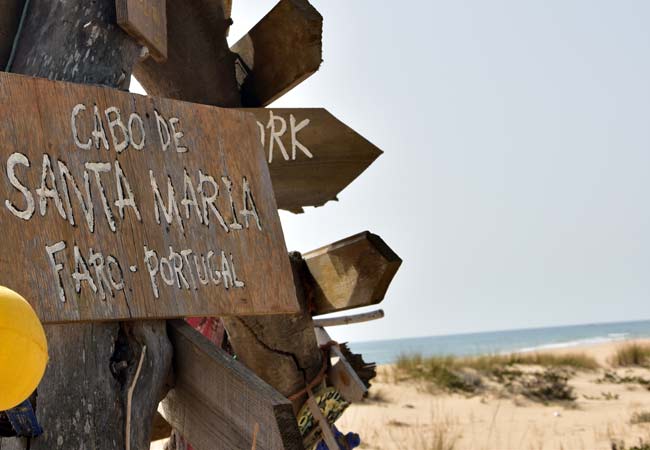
[{"left": 0, "top": 1, "right": 172, "bottom": 449}]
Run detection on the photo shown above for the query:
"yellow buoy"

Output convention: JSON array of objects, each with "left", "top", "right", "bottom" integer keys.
[{"left": 0, "top": 286, "right": 48, "bottom": 411}]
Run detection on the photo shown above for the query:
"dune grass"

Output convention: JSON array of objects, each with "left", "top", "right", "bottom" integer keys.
[
  {"left": 394, "top": 351, "right": 599, "bottom": 393},
  {"left": 611, "top": 343, "right": 650, "bottom": 368},
  {"left": 631, "top": 411, "right": 650, "bottom": 425}
]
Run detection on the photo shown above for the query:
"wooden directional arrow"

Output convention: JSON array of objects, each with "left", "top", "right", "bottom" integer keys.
[
  {"left": 303, "top": 231, "right": 402, "bottom": 315},
  {"left": 243, "top": 108, "right": 383, "bottom": 213},
  {"left": 160, "top": 320, "right": 303, "bottom": 450},
  {"left": 134, "top": 0, "right": 322, "bottom": 109},
  {"left": 232, "top": 0, "right": 322, "bottom": 107}
]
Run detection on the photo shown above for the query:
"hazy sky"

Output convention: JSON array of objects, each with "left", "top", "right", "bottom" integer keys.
[{"left": 136, "top": 1, "right": 650, "bottom": 343}]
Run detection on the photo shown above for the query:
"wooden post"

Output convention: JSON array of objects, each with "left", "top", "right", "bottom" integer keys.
[
  {"left": 0, "top": 2, "right": 172, "bottom": 449},
  {"left": 231, "top": 0, "right": 323, "bottom": 107}
]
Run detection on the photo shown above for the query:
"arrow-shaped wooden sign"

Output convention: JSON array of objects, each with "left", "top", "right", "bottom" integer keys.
[
  {"left": 303, "top": 231, "right": 402, "bottom": 315},
  {"left": 232, "top": 0, "right": 322, "bottom": 107},
  {"left": 243, "top": 108, "right": 383, "bottom": 213},
  {"left": 134, "top": 0, "right": 321, "bottom": 109}
]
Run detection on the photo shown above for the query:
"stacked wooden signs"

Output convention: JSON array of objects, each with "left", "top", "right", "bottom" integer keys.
[{"left": 0, "top": 72, "right": 298, "bottom": 323}]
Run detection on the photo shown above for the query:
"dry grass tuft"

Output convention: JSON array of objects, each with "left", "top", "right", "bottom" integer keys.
[
  {"left": 394, "top": 351, "right": 598, "bottom": 395},
  {"left": 389, "top": 411, "right": 460, "bottom": 450},
  {"left": 611, "top": 343, "right": 650, "bottom": 368},
  {"left": 631, "top": 411, "right": 650, "bottom": 425}
]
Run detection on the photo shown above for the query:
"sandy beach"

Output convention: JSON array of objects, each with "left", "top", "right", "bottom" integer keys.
[{"left": 337, "top": 339, "right": 650, "bottom": 450}]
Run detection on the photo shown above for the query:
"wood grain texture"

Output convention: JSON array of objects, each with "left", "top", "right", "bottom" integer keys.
[
  {"left": 0, "top": 3, "right": 174, "bottom": 450},
  {"left": 0, "top": 0, "right": 24, "bottom": 69},
  {"left": 315, "top": 327, "right": 367, "bottom": 403},
  {"left": 222, "top": 253, "right": 323, "bottom": 413},
  {"left": 242, "top": 108, "right": 383, "bottom": 213},
  {"left": 134, "top": 0, "right": 240, "bottom": 107},
  {"left": 304, "top": 232, "right": 402, "bottom": 315},
  {"left": 232, "top": 0, "right": 322, "bottom": 107},
  {"left": 0, "top": 71, "right": 298, "bottom": 323},
  {"left": 160, "top": 320, "right": 303, "bottom": 450},
  {"left": 116, "top": 0, "right": 168, "bottom": 61},
  {"left": 10, "top": 0, "right": 141, "bottom": 90}
]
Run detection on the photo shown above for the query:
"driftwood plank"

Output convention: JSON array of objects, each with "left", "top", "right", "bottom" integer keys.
[
  {"left": 232, "top": 0, "right": 322, "bottom": 107},
  {"left": 243, "top": 108, "right": 382, "bottom": 213},
  {"left": 116, "top": 0, "right": 167, "bottom": 62},
  {"left": 304, "top": 232, "right": 402, "bottom": 315},
  {"left": 134, "top": 0, "right": 240, "bottom": 107},
  {"left": 160, "top": 320, "right": 303, "bottom": 450},
  {"left": 0, "top": 71, "right": 298, "bottom": 323},
  {"left": 314, "top": 327, "right": 367, "bottom": 403}
]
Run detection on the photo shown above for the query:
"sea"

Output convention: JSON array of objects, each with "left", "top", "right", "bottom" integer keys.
[{"left": 347, "top": 320, "right": 650, "bottom": 365}]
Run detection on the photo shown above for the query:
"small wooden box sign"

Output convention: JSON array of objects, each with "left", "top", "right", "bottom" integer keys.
[
  {"left": 117, "top": 0, "right": 167, "bottom": 61},
  {"left": 0, "top": 72, "right": 298, "bottom": 323}
]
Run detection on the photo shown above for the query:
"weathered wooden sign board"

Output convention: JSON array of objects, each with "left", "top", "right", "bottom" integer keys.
[
  {"left": 0, "top": 72, "right": 298, "bottom": 323},
  {"left": 116, "top": 0, "right": 167, "bottom": 61},
  {"left": 243, "top": 109, "right": 383, "bottom": 213}
]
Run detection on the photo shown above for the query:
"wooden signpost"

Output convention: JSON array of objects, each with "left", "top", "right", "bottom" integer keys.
[
  {"left": 244, "top": 109, "right": 383, "bottom": 213},
  {"left": 0, "top": 72, "right": 298, "bottom": 323},
  {"left": 116, "top": 0, "right": 168, "bottom": 61},
  {"left": 0, "top": 1, "right": 404, "bottom": 449}
]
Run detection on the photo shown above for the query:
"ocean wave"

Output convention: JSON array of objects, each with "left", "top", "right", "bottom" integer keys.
[{"left": 514, "top": 334, "right": 629, "bottom": 354}]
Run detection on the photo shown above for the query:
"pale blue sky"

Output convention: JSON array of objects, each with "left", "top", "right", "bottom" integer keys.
[{"left": 138, "top": 1, "right": 650, "bottom": 343}]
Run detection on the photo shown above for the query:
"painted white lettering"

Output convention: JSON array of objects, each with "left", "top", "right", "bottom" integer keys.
[
  {"left": 46, "top": 241, "right": 67, "bottom": 303},
  {"left": 114, "top": 160, "right": 141, "bottom": 221},
  {"left": 85, "top": 162, "right": 116, "bottom": 232},
  {"left": 155, "top": 110, "right": 171, "bottom": 152},
  {"left": 73, "top": 245, "right": 97, "bottom": 294},
  {"left": 290, "top": 114, "right": 313, "bottom": 160},
  {"left": 149, "top": 171, "right": 184, "bottom": 231},
  {"left": 181, "top": 169, "right": 202, "bottom": 223},
  {"left": 106, "top": 256, "right": 124, "bottom": 291},
  {"left": 58, "top": 160, "right": 94, "bottom": 231},
  {"left": 221, "top": 176, "right": 242, "bottom": 230},
  {"left": 143, "top": 246, "right": 160, "bottom": 298},
  {"left": 128, "top": 113, "right": 146, "bottom": 150},
  {"left": 198, "top": 170, "right": 228, "bottom": 232},
  {"left": 266, "top": 110, "right": 289, "bottom": 163},
  {"left": 105, "top": 107, "right": 130, "bottom": 153},
  {"left": 89, "top": 249, "right": 112, "bottom": 300},
  {"left": 71, "top": 104, "right": 92, "bottom": 150},
  {"left": 168, "top": 117, "right": 188, "bottom": 153},
  {"left": 36, "top": 154, "right": 67, "bottom": 220},
  {"left": 92, "top": 104, "right": 110, "bottom": 150},
  {"left": 240, "top": 176, "right": 262, "bottom": 231},
  {"left": 5, "top": 152, "right": 35, "bottom": 220}
]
